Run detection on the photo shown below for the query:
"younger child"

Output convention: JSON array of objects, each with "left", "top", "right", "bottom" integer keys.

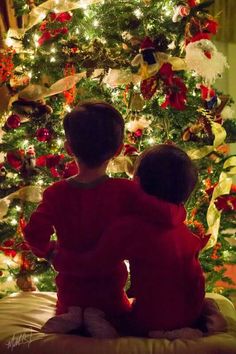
[
  {"left": 24, "top": 102, "right": 185, "bottom": 335},
  {"left": 62, "top": 144, "right": 211, "bottom": 337}
]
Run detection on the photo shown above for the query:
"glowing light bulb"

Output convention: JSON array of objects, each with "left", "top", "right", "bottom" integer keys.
[
  {"left": 80, "top": 3, "right": 88, "bottom": 9},
  {"left": 93, "top": 19, "right": 99, "bottom": 27},
  {"left": 39, "top": 12, "right": 47, "bottom": 21},
  {"left": 11, "top": 219, "right": 18, "bottom": 226},
  {"left": 7, "top": 276, "right": 13, "bottom": 282},
  {"left": 134, "top": 9, "right": 143, "bottom": 18},
  {"left": 50, "top": 57, "right": 56, "bottom": 62},
  {"left": 57, "top": 138, "right": 63, "bottom": 146},
  {"left": 33, "top": 277, "right": 39, "bottom": 283},
  {"left": 23, "top": 140, "right": 29, "bottom": 146},
  {"left": 15, "top": 205, "right": 21, "bottom": 212},
  {"left": 5, "top": 37, "right": 14, "bottom": 47},
  {"left": 51, "top": 47, "right": 56, "bottom": 53},
  {"left": 148, "top": 138, "right": 155, "bottom": 145},
  {"left": 37, "top": 180, "right": 44, "bottom": 186},
  {"left": 65, "top": 105, "right": 72, "bottom": 112},
  {"left": 4, "top": 260, "right": 13, "bottom": 266},
  {"left": 28, "top": 71, "right": 32, "bottom": 78}
]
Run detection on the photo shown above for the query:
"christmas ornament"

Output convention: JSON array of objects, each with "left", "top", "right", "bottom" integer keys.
[
  {"left": 6, "top": 114, "right": 21, "bottom": 129},
  {"left": 126, "top": 117, "right": 151, "bottom": 133},
  {"left": 185, "top": 39, "right": 228, "bottom": 85},
  {"left": 0, "top": 239, "right": 16, "bottom": 257},
  {"left": 62, "top": 160, "right": 79, "bottom": 178},
  {"left": 172, "top": 5, "right": 190, "bottom": 23},
  {"left": 21, "top": 146, "right": 38, "bottom": 178},
  {"left": 132, "top": 37, "right": 159, "bottom": 80},
  {"left": 6, "top": 150, "right": 24, "bottom": 170},
  {"left": 12, "top": 98, "right": 53, "bottom": 120},
  {"left": 36, "top": 128, "right": 51, "bottom": 142}
]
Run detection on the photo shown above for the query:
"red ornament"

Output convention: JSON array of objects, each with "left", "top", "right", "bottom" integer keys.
[
  {"left": 1, "top": 240, "right": 15, "bottom": 258},
  {"left": 6, "top": 114, "right": 21, "bottom": 129},
  {"left": 63, "top": 160, "right": 79, "bottom": 178},
  {"left": 124, "top": 144, "right": 138, "bottom": 156},
  {"left": 3, "top": 239, "right": 15, "bottom": 247},
  {"left": 6, "top": 150, "right": 24, "bottom": 170},
  {"left": 134, "top": 129, "right": 143, "bottom": 138},
  {"left": 36, "top": 128, "right": 51, "bottom": 142}
]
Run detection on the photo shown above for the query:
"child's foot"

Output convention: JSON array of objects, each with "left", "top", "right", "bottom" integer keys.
[
  {"left": 41, "top": 306, "right": 82, "bottom": 333},
  {"left": 202, "top": 298, "right": 227, "bottom": 333},
  {"left": 84, "top": 307, "right": 119, "bottom": 338},
  {"left": 149, "top": 327, "right": 203, "bottom": 340}
]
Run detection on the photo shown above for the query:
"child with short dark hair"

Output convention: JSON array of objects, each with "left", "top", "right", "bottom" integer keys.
[
  {"left": 65, "top": 144, "right": 211, "bottom": 337},
  {"left": 24, "top": 102, "right": 185, "bottom": 336}
]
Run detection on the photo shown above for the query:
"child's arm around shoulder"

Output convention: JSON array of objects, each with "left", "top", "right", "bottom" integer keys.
[
  {"left": 53, "top": 217, "right": 132, "bottom": 276},
  {"left": 122, "top": 179, "right": 186, "bottom": 226},
  {"left": 24, "top": 183, "right": 59, "bottom": 258}
]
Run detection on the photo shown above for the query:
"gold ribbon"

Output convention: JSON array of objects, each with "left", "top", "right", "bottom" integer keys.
[
  {"left": 108, "top": 156, "right": 134, "bottom": 177},
  {"left": 205, "top": 157, "right": 236, "bottom": 249},
  {"left": 0, "top": 186, "right": 43, "bottom": 220},
  {"left": 187, "top": 121, "right": 226, "bottom": 160},
  {"left": 9, "top": 72, "right": 86, "bottom": 107}
]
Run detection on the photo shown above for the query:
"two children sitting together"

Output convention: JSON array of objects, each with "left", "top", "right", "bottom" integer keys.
[{"left": 24, "top": 101, "right": 226, "bottom": 339}]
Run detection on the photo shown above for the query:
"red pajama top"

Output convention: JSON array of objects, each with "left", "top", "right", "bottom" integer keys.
[
  {"left": 24, "top": 176, "right": 186, "bottom": 316},
  {"left": 62, "top": 215, "right": 208, "bottom": 334}
]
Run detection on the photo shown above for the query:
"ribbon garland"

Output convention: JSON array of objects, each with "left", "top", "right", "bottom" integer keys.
[
  {"left": 205, "top": 156, "right": 236, "bottom": 249},
  {"left": 0, "top": 186, "right": 43, "bottom": 220},
  {"left": 186, "top": 121, "right": 234, "bottom": 249},
  {"left": 187, "top": 121, "right": 226, "bottom": 160},
  {"left": 8, "top": 72, "right": 87, "bottom": 107}
]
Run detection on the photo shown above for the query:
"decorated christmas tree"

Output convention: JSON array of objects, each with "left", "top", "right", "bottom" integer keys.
[{"left": 0, "top": 0, "right": 236, "bottom": 297}]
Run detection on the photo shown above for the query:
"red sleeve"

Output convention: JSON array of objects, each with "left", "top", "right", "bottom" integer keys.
[
  {"left": 53, "top": 219, "right": 129, "bottom": 276},
  {"left": 124, "top": 181, "right": 186, "bottom": 226},
  {"left": 24, "top": 186, "right": 56, "bottom": 258}
]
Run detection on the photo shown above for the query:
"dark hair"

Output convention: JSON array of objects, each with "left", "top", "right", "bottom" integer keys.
[
  {"left": 63, "top": 101, "right": 124, "bottom": 168},
  {"left": 135, "top": 144, "right": 198, "bottom": 204}
]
